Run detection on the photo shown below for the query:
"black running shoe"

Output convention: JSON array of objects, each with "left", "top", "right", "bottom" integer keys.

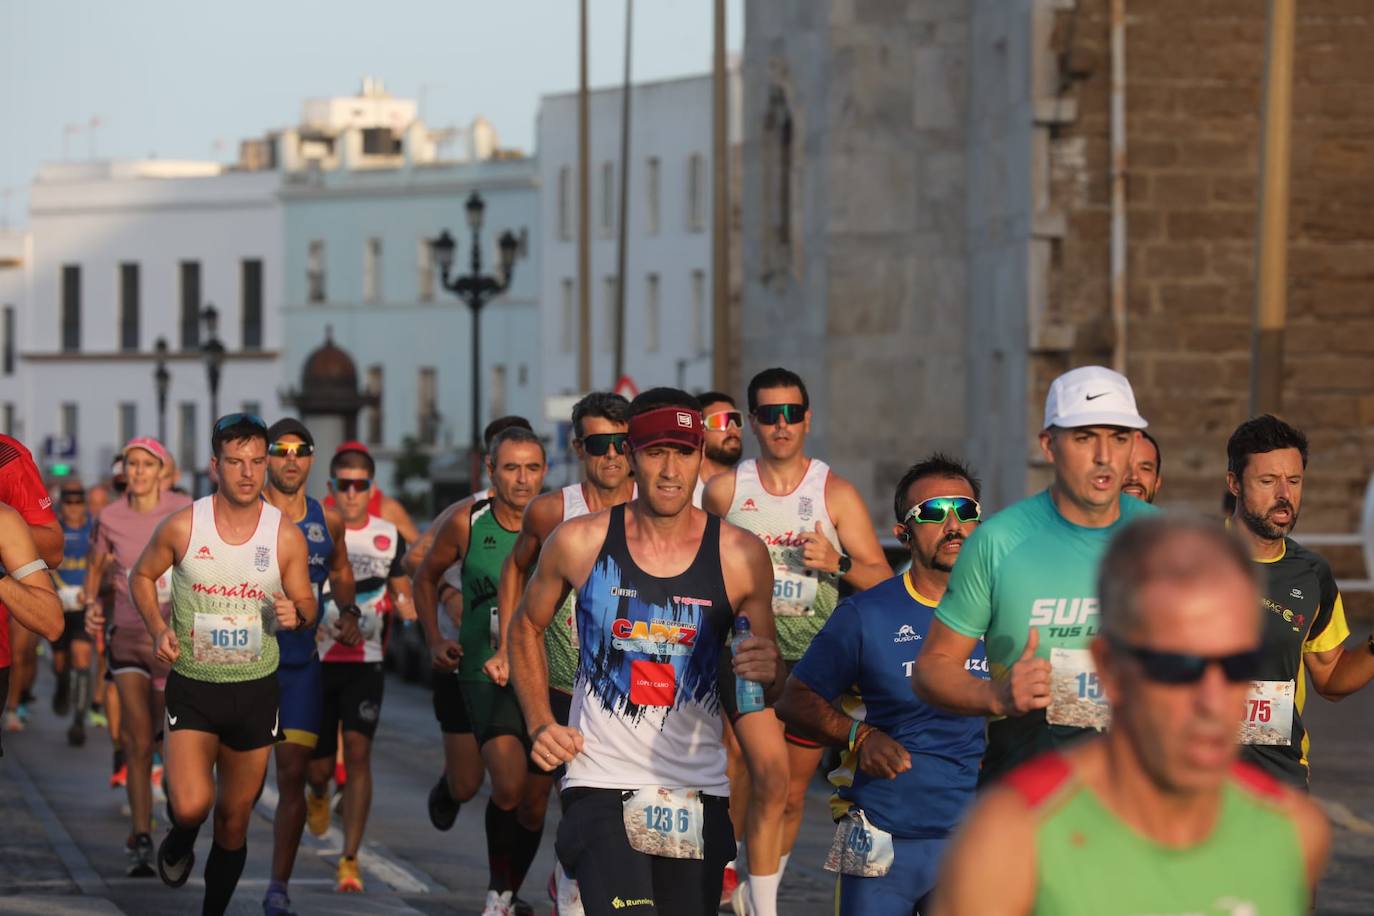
[
  {"left": 156, "top": 832, "right": 194, "bottom": 887},
  {"left": 67, "top": 720, "right": 85, "bottom": 747},
  {"left": 52, "top": 685, "right": 70, "bottom": 718},
  {"left": 126, "top": 833, "right": 155, "bottom": 878},
  {"left": 512, "top": 896, "right": 534, "bottom": 916},
  {"left": 427, "top": 775, "right": 460, "bottom": 831}
]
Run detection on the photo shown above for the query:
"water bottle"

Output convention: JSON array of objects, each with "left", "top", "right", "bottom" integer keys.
[{"left": 733, "top": 616, "right": 765, "bottom": 714}]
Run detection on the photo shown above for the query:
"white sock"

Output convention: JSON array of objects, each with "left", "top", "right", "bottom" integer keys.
[
  {"left": 747, "top": 869, "right": 782, "bottom": 916},
  {"left": 779, "top": 853, "right": 790, "bottom": 876}
]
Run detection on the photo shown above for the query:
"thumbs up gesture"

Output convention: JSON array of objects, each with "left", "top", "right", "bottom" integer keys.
[
  {"left": 801, "top": 521, "right": 842, "bottom": 575},
  {"left": 995, "top": 628, "right": 1053, "bottom": 717}
]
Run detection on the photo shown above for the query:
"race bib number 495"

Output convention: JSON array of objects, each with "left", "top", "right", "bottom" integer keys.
[{"left": 1047, "top": 648, "right": 1111, "bottom": 731}]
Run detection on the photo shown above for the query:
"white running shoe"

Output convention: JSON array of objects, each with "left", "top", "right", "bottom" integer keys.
[
  {"left": 555, "top": 867, "right": 584, "bottom": 916},
  {"left": 730, "top": 879, "right": 751, "bottom": 916},
  {"left": 483, "top": 889, "right": 514, "bottom": 916}
]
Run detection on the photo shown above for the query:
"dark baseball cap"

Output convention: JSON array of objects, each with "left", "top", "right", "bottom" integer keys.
[{"left": 267, "top": 418, "right": 315, "bottom": 447}]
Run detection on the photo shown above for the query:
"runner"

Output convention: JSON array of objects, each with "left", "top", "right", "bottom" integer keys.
[
  {"left": 694, "top": 392, "right": 743, "bottom": 507},
  {"left": 51, "top": 479, "right": 96, "bottom": 746},
  {"left": 324, "top": 440, "right": 420, "bottom": 545},
  {"left": 702, "top": 367, "right": 890, "bottom": 916},
  {"left": 0, "top": 500, "right": 63, "bottom": 755},
  {"left": 486, "top": 392, "right": 632, "bottom": 914},
  {"left": 135, "top": 413, "right": 316, "bottom": 916},
  {"left": 1121, "top": 429, "right": 1162, "bottom": 504},
  {"left": 416, "top": 427, "right": 548, "bottom": 915},
  {"left": 261, "top": 418, "right": 358, "bottom": 916},
  {"left": 931, "top": 516, "right": 1329, "bottom": 915},
  {"left": 305, "top": 444, "right": 413, "bottom": 893},
  {"left": 510, "top": 387, "right": 783, "bottom": 916},
  {"left": 776, "top": 454, "right": 987, "bottom": 914},
  {"left": 1223, "top": 415, "right": 1374, "bottom": 788},
  {"left": 83, "top": 438, "right": 192, "bottom": 875},
  {"left": 913, "top": 365, "right": 1155, "bottom": 783},
  {"left": 88, "top": 464, "right": 124, "bottom": 781}
]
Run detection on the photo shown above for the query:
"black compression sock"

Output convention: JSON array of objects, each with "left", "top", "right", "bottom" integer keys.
[
  {"left": 162, "top": 792, "right": 201, "bottom": 866},
  {"left": 201, "top": 842, "right": 247, "bottom": 916},
  {"left": 485, "top": 800, "right": 520, "bottom": 893},
  {"left": 71, "top": 670, "right": 90, "bottom": 723},
  {"left": 510, "top": 820, "right": 545, "bottom": 893}
]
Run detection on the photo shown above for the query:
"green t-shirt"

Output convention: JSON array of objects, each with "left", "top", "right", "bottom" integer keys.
[
  {"left": 458, "top": 500, "right": 519, "bottom": 682},
  {"left": 935, "top": 489, "right": 1157, "bottom": 780}
]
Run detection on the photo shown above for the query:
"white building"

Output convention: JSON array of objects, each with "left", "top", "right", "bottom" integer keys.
[{"left": 536, "top": 70, "right": 741, "bottom": 404}]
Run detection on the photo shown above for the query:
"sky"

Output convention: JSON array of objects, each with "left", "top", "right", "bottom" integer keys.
[{"left": 0, "top": 0, "right": 743, "bottom": 226}]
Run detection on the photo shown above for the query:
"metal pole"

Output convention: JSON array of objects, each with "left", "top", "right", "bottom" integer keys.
[
  {"left": 1250, "top": 0, "right": 1296, "bottom": 416},
  {"left": 470, "top": 299, "right": 482, "bottom": 494},
  {"left": 577, "top": 0, "right": 592, "bottom": 393},
  {"left": 1109, "top": 0, "right": 1128, "bottom": 376},
  {"left": 710, "top": 0, "right": 731, "bottom": 392},
  {"left": 613, "top": 0, "right": 633, "bottom": 383}
]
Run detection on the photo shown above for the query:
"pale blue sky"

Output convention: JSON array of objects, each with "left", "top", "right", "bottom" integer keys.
[{"left": 0, "top": 0, "right": 743, "bottom": 225}]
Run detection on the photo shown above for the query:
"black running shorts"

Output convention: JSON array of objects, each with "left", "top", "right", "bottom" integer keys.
[
  {"left": 313, "top": 661, "right": 385, "bottom": 758},
  {"left": 432, "top": 672, "right": 472, "bottom": 736},
  {"left": 164, "top": 669, "right": 281, "bottom": 752}
]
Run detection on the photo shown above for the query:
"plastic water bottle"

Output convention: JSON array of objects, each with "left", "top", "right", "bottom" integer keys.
[{"left": 733, "top": 616, "right": 765, "bottom": 714}]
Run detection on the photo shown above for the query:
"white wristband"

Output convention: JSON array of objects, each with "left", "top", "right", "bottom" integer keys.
[{"left": 7, "top": 559, "right": 48, "bottom": 580}]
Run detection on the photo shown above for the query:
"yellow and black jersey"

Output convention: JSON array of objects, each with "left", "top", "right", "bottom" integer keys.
[{"left": 1242, "top": 537, "right": 1348, "bottom": 788}]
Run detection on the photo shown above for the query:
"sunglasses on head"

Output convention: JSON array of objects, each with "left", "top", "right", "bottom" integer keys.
[
  {"left": 214, "top": 412, "right": 267, "bottom": 434},
  {"left": 903, "top": 496, "right": 982, "bottom": 526},
  {"left": 581, "top": 433, "right": 630, "bottom": 456},
  {"left": 752, "top": 403, "right": 806, "bottom": 426},
  {"left": 331, "top": 477, "right": 372, "bottom": 493},
  {"left": 703, "top": 410, "right": 743, "bottom": 431},
  {"left": 1109, "top": 636, "right": 1262, "bottom": 685},
  {"left": 268, "top": 441, "right": 314, "bottom": 458}
]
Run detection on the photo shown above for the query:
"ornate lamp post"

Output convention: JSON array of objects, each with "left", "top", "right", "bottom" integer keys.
[{"left": 200, "top": 304, "right": 226, "bottom": 423}]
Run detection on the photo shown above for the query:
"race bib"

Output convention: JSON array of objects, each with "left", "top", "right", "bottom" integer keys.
[
  {"left": 155, "top": 573, "right": 173, "bottom": 605},
  {"left": 772, "top": 566, "right": 819, "bottom": 617},
  {"left": 58, "top": 584, "right": 83, "bottom": 612},
  {"left": 823, "top": 809, "right": 895, "bottom": 878},
  {"left": 1047, "top": 648, "right": 1111, "bottom": 730},
  {"left": 193, "top": 612, "right": 262, "bottom": 665},
  {"left": 1238, "top": 679, "right": 1294, "bottom": 746},
  {"left": 622, "top": 787, "right": 705, "bottom": 860}
]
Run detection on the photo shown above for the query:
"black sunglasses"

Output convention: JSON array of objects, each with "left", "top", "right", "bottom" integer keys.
[
  {"left": 214, "top": 412, "right": 267, "bottom": 433},
  {"left": 753, "top": 403, "right": 806, "bottom": 426},
  {"left": 1109, "top": 636, "right": 1262, "bottom": 685},
  {"left": 581, "top": 433, "right": 630, "bottom": 456},
  {"left": 331, "top": 477, "right": 372, "bottom": 493},
  {"left": 268, "top": 441, "right": 314, "bottom": 458},
  {"left": 60, "top": 492, "right": 85, "bottom": 503}
]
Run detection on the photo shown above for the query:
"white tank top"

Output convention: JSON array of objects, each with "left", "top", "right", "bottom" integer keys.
[{"left": 170, "top": 496, "right": 285, "bottom": 682}]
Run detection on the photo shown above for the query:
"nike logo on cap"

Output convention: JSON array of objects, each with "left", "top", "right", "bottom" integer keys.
[{"left": 1085, "top": 392, "right": 1110, "bottom": 401}]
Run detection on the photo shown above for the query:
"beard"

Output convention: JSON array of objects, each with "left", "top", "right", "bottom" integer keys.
[
  {"left": 705, "top": 438, "right": 742, "bottom": 467},
  {"left": 1238, "top": 493, "right": 1297, "bottom": 541},
  {"left": 925, "top": 532, "right": 965, "bottom": 574},
  {"left": 268, "top": 473, "right": 303, "bottom": 495}
]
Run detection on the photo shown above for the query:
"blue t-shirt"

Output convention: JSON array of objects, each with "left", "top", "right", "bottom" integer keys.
[
  {"left": 58, "top": 518, "right": 93, "bottom": 589},
  {"left": 791, "top": 572, "right": 988, "bottom": 839},
  {"left": 277, "top": 496, "right": 333, "bottom": 666}
]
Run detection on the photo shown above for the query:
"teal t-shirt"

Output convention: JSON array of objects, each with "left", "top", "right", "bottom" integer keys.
[{"left": 935, "top": 489, "right": 1157, "bottom": 781}]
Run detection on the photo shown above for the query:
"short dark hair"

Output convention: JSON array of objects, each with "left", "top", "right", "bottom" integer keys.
[
  {"left": 696, "top": 391, "right": 736, "bottom": 410},
  {"left": 571, "top": 392, "right": 630, "bottom": 439},
  {"left": 747, "top": 367, "right": 809, "bottom": 413},
  {"left": 484, "top": 415, "right": 533, "bottom": 451},
  {"left": 1226, "top": 415, "right": 1308, "bottom": 477},
  {"left": 488, "top": 426, "right": 546, "bottom": 463},
  {"left": 330, "top": 449, "right": 375, "bottom": 478},
  {"left": 892, "top": 453, "right": 982, "bottom": 523},
  {"left": 629, "top": 387, "right": 702, "bottom": 418},
  {"left": 211, "top": 416, "right": 268, "bottom": 459},
  {"left": 1139, "top": 430, "right": 1163, "bottom": 476}
]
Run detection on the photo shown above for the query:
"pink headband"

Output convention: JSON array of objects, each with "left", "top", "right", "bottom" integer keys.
[{"left": 122, "top": 436, "right": 171, "bottom": 466}]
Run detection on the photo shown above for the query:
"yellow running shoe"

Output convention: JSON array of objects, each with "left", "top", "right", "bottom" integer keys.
[
  {"left": 306, "top": 790, "right": 331, "bottom": 837},
  {"left": 336, "top": 855, "right": 364, "bottom": 893}
]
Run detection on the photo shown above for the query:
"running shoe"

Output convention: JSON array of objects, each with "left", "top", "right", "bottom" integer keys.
[
  {"left": 152, "top": 760, "right": 164, "bottom": 788},
  {"left": 719, "top": 863, "right": 740, "bottom": 911},
  {"left": 334, "top": 759, "right": 348, "bottom": 788},
  {"left": 306, "top": 789, "right": 331, "bottom": 837},
  {"left": 482, "top": 890, "right": 514, "bottom": 916},
  {"left": 126, "top": 832, "right": 155, "bottom": 878},
  {"left": 512, "top": 896, "right": 534, "bottom": 916},
  {"left": 551, "top": 867, "right": 585, "bottom": 916},
  {"left": 15, "top": 702, "right": 30, "bottom": 723},
  {"left": 52, "top": 682, "right": 70, "bottom": 717},
  {"left": 335, "top": 856, "right": 363, "bottom": 893},
  {"left": 4, "top": 710, "right": 23, "bottom": 732},
  {"left": 156, "top": 831, "right": 194, "bottom": 888},
  {"left": 262, "top": 884, "right": 297, "bottom": 916},
  {"left": 87, "top": 707, "right": 108, "bottom": 729},
  {"left": 67, "top": 719, "right": 86, "bottom": 747},
  {"left": 427, "top": 775, "right": 460, "bottom": 831},
  {"left": 730, "top": 880, "right": 751, "bottom": 916}
]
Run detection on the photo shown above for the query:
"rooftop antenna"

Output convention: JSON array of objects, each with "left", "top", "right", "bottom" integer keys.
[{"left": 88, "top": 114, "right": 102, "bottom": 159}]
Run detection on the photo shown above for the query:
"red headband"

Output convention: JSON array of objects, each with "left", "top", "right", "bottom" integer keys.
[{"left": 628, "top": 406, "right": 704, "bottom": 452}]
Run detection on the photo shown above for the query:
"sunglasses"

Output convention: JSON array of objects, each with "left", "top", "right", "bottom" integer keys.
[
  {"left": 268, "top": 441, "right": 314, "bottom": 458},
  {"left": 331, "top": 477, "right": 372, "bottom": 493},
  {"left": 1109, "top": 636, "right": 1262, "bottom": 685},
  {"left": 752, "top": 403, "right": 806, "bottom": 426},
  {"left": 580, "top": 433, "right": 630, "bottom": 456},
  {"left": 704, "top": 410, "right": 743, "bottom": 431},
  {"left": 214, "top": 412, "right": 267, "bottom": 433},
  {"left": 60, "top": 493, "right": 85, "bottom": 504},
  {"left": 903, "top": 496, "right": 982, "bottom": 526}
]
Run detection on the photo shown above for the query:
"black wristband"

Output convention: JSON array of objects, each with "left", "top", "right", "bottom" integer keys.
[{"left": 340, "top": 604, "right": 362, "bottom": 619}]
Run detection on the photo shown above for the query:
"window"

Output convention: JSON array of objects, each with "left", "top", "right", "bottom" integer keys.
[
  {"left": 61, "top": 264, "right": 81, "bottom": 352},
  {"left": 417, "top": 238, "right": 434, "bottom": 302},
  {"left": 363, "top": 237, "right": 381, "bottom": 303},
  {"left": 119, "top": 263, "right": 139, "bottom": 352},
  {"left": 602, "top": 275, "right": 618, "bottom": 352},
  {"left": 646, "top": 157, "right": 661, "bottom": 235},
  {"left": 365, "top": 365, "right": 384, "bottom": 444},
  {"left": 307, "top": 241, "right": 326, "bottom": 303},
  {"left": 557, "top": 166, "right": 572, "bottom": 241},
  {"left": 241, "top": 259, "right": 263, "bottom": 350},
  {"left": 691, "top": 270, "right": 706, "bottom": 351},
  {"left": 601, "top": 161, "right": 615, "bottom": 235},
  {"left": 687, "top": 153, "right": 705, "bottom": 232},
  {"left": 645, "top": 274, "right": 660, "bottom": 353},
  {"left": 489, "top": 364, "right": 507, "bottom": 419},
  {"left": 560, "top": 278, "right": 575, "bottom": 354},
  {"left": 117, "top": 402, "right": 137, "bottom": 445},
  {"left": 179, "top": 261, "right": 200, "bottom": 349},
  {"left": 178, "top": 402, "right": 197, "bottom": 471},
  {"left": 3, "top": 305, "right": 14, "bottom": 375},
  {"left": 60, "top": 402, "right": 78, "bottom": 440},
  {"left": 417, "top": 367, "right": 438, "bottom": 446},
  {"left": 1, "top": 404, "right": 13, "bottom": 437},
  {"left": 361, "top": 127, "right": 400, "bottom": 155}
]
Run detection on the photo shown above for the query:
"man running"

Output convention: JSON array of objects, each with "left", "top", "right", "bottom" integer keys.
[
  {"left": 305, "top": 445, "right": 413, "bottom": 893},
  {"left": 261, "top": 418, "right": 357, "bottom": 916},
  {"left": 932, "top": 516, "right": 1329, "bottom": 915},
  {"left": 1122, "top": 429, "right": 1162, "bottom": 504},
  {"left": 510, "top": 387, "right": 783, "bottom": 916},
  {"left": 136, "top": 414, "right": 316, "bottom": 916},
  {"left": 84, "top": 438, "right": 192, "bottom": 875},
  {"left": 702, "top": 367, "right": 890, "bottom": 916},
  {"left": 776, "top": 454, "right": 987, "bottom": 914},
  {"left": 325, "top": 441, "right": 420, "bottom": 545},
  {"left": 914, "top": 366, "right": 1156, "bottom": 783},
  {"left": 695, "top": 392, "right": 743, "bottom": 506},
  {"left": 51, "top": 480, "right": 96, "bottom": 746},
  {"left": 0, "top": 501, "right": 64, "bottom": 754},
  {"left": 1224, "top": 415, "right": 1374, "bottom": 788}
]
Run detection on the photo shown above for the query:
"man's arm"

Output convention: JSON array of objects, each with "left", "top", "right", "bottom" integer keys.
[
  {"left": 0, "top": 506, "right": 62, "bottom": 641},
  {"left": 380, "top": 494, "right": 420, "bottom": 545},
  {"left": 723, "top": 523, "right": 785, "bottom": 703},
  {"left": 131, "top": 510, "right": 189, "bottom": 662},
  {"left": 802, "top": 475, "right": 890, "bottom": 590},
  {"left": 701, "top": 469, "right": 736, "bottom": 517},
  {"left": 402, "top": 498, "right": 466, "bottom": 576},
  {"left": 915, "top": 621, "right": 1049, "bottom": 717},
  {"left": 413, "top": 508, "right": 468, "bottom": 671},
  {"left": 275, "top": 522, "right": 318, "bottom": 627},
  {"left": 487, "top": 493, "right": 562, "bottom": 686},
  {"left": 928, "top": 786, "right": 1037, "bottom": 916},
  {"left": 29, "top": 521, "right": 63, "bottom": 570},
  {"left": 386, "top": 535, "right": 415, "bottom": 621},
  {"left": 1301, "top": 586, "right": 1372, "bottom": 701},
  {"left": 323, "top": 506, "right": 357, "bottom": 607}
]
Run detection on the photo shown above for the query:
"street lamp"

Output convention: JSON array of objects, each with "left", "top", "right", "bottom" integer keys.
[
  {"left": 200, "top": 304, "right": 226, "bottom": 424},
  {"left": 153, "top": 337, "right": 170, "bottom": 443},
  {"left": 432, "top": 192, "right": 519, "bottom": 493}
]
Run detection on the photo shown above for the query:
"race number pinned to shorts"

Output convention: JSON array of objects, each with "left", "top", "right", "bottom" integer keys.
[
  {"left": 622, "top": 787, "right": 705, "bottom": 860},
  {"left": 1238, "top": 679, "right": 1294, "bottom": 746},
  {"left": 1047, "top": 648, "right": 1111, "bottom": 731},
  {"left": 193, "top": 612, "right": 262, "bottom": 665},
  {"left": 58, "top": 584, "right": 83, "bottom": 612},
  {"left": 823, "top": 809, "right": 895, "bottom": 878},
  {"left": 772, "top": 566, "right": 819, "bottom": 617}
]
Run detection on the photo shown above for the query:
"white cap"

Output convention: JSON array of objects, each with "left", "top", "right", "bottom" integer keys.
[{"left": 1043, "top": 366, "right": 1148, "bottom": 430}]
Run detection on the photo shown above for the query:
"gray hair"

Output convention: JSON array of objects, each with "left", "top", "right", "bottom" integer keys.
[
  {"left": 488, "top": 426, "right": 546, "bottom": 462},
  {"left": 1097, "top": 514, "right": 1258, "bottom": 640}
]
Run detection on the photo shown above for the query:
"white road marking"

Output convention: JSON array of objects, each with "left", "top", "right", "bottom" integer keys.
[{"left": 1316, "top": 796, "right": 1374, "bottom": 835}]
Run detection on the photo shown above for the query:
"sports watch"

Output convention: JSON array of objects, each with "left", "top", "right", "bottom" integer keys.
[{"left": 837, "top": 555, "right": 853, "bottom": 576}]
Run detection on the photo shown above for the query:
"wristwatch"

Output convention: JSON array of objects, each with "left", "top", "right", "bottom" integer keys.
[
  {"left": 340, "top": 604, "right": 362, "bottom": 620},
  {"left": 1366, "top": 632, "right": 1374, "bottom": 656},
  {"left": 837, "top": 555, "right": 853, "bottom": 576}
]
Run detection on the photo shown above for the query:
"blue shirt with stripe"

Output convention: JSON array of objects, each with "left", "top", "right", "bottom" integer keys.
[{"left": 277, "top": 496, "right": 333, "bottom": 666}]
